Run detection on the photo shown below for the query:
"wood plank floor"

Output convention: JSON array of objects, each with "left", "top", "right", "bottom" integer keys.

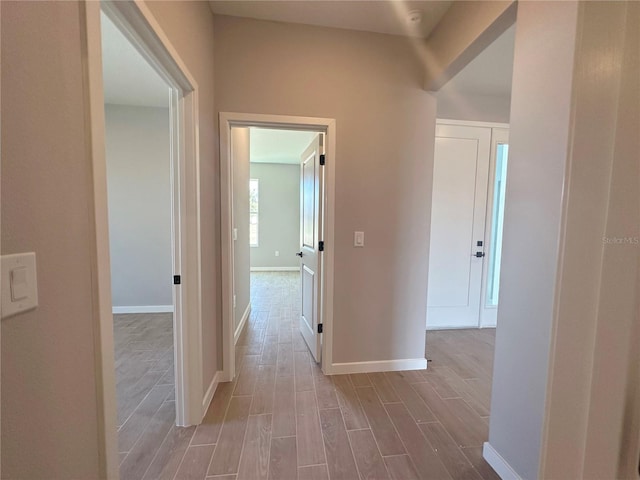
[
  {"left": 118, "top": 272, "right": 500, "bottom": 480},
  {"left": 113, "top": 313, "right": 176, "bottom": 478}
]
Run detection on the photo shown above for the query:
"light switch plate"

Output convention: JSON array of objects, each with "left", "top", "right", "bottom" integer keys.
[
  {"left": 2, "top": 252, "right": 38, "bottom": 319},
  {"left": 354, "top": 231, "right": 365, "bottom": 247},
  {"left": 10, "top": 267, "right": 29, "bottom": 301},
  {"left": 233, "top": 228, "right": 238, "bottom": 241}
]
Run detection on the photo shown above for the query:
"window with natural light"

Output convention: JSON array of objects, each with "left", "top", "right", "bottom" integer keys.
[
  {"left": 249, "top": 179, "right": 259, "bottom": 246},
  {"left": 486, "top": 143, "right": 509, "bottom": 307}
]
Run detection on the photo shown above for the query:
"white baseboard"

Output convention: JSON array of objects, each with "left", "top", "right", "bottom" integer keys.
[
  {"left": 250, "top": 267, "right": 299, "bottom": 272},
  {"left": 328, "top": 357, "right": 428, "bottom": 375},
  {"left": 112, "top": 305, "right": 174, "bottom": 314},
  {"left": 483, "top": 442, "right": 521, "bottom": 480},
  {"left": 219, "top": 368, "right": 234, "bottom": 383},
  {"left": 427, "top": 323, "right": 483, "bottom": 330},
  {"left": 234, "top": 304, "right": 251, "bottom": 345},
  {"left": 201, "top": 370, "right": 223, "bottom": 419},
  {"left": 427, "top": 321, "right": 499, "bottom": 330}
]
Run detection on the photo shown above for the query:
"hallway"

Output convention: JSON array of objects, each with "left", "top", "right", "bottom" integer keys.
[{"left": 121, "top": 272, "right": 499, "bottom": 479}]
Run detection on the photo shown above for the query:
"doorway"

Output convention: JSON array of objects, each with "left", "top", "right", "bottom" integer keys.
[
  {"left": 100, "top": 8, "right": 179, "bottom": 469},
  {"left": 86, "top": 1, "right": 203, "bottom": 475},
  {"left": 426, "top": 121, "right": 510, "bottom": 330},
  {"left": 220, "top": 113, "right": 336, "bottom": 381},
  {"left": 424, "top": 120, "right": 511, "bottom": 480},
  {"left": 246, "top": 128, "right": 318, "bottom": 357}
]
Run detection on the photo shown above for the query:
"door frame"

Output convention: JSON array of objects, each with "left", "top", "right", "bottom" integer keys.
[
  {"left": 427, "top": 119, "right": 509, "bottom": 330},
  {"left": 436, "top": 119, "right": 509, "bottom": 130},
  {"left": 219, "top": 112, "right": 336, "bottom": 380},
  {"left": 84, "top": 1, "right": 203, "bottom": 476},
  {"left": 427, "top": 122, "right": 492, "bottom": 329}
]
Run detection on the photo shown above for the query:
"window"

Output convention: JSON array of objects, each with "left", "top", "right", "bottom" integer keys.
[
  {"left": 249, "top": 179, "right": 259, "bottom": 246},
  {"left": 486, "top": 143, "right": 509, "bottom": 307}
]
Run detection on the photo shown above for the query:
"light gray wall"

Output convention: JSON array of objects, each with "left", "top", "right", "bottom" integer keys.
[
  {"left": 435, "top": 90, "right": 511, "bottom": 123},
  {"left": 144, "top": 1, "right": 219, "bottom": 387},
  {"left": 232, "top": 128, "right": 251, "bottom": 331},
  {"left": 214, "top": 15, "right": 436, "bottom": 365},
  {"left": 1, "top": 2, "right": 218, "bottom": 477},
  {"left": 1, "top": 2, "right": 102, "bottom": 476},
  {"left": 487, "top": 3, "right": 579, "bottom": 478},
  {"left": 423, "top": 1, "right": 516, "bottom": 90},
  {"left": 249, "top": 163, "right": 300, "bottom": 269},
  {"left": 105, "top": 104, "right": 172, "bottom": 308},
  {"left": 540, "top": 2, "right": 640, "bottom": 478},
  {"left": 489, "top": 3, "right": 640, "bottom": 478}
]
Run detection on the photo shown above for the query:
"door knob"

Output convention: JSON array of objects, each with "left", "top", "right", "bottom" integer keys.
[
  {"left": 296, "top": 252, "right": 303, "bottom": 257},
  {"left": 474, "top": 252, "right": 485, "bottom": 258}
]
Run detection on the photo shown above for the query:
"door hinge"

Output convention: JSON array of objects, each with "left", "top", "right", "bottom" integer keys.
[
  {"left": 318, "top": 241, "right": 324, "bottom": 252},
  {"left": 319, "top": 154, "right": 326, "bottom": 166},
  {"left": 173, "top": 275, "right": 181, "bottom": 285},
  {"left": 317, "top": 323, "right": 323, "bottom": 334}
]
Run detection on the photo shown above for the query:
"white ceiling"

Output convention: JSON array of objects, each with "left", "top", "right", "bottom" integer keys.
[
  {"left": 101, "top": 12, "right": 170, "bottom": 108},
  {"left": 250, "top": 128, "right": 318, "bottom": 164},
  {"left": 209, "top": 1, "right": 452, "bottom": 38},
  {"left": 442, "top": 25, "right": 516, "bottom": 98}
]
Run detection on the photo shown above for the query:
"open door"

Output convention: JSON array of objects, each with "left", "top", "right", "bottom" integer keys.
[{"left": 298, "top": 134, "right": 323, "bottom": 362}]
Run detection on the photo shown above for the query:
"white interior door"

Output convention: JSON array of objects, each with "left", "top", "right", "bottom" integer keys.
[
  {"left": 427, "top": 124, "right": 491, "bottom": 329},
  {"left": 298, "top": 134, "right": 323, "bottom": 362}
]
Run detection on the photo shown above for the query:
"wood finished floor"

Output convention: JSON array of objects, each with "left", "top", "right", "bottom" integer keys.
[
  {"left": 114, "top": 313, "right": 176, "bottom": 476},
  {"left": 116, "top": 272, "right": 499, "bottom": 480}
]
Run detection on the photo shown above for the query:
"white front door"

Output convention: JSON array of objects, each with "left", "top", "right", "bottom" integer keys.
[
  {"left": 298, "top": 134, "right": 323, "bottom": 362},
  {"left": 427, "top": 124, "right": 491, "bottom": 329}
]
